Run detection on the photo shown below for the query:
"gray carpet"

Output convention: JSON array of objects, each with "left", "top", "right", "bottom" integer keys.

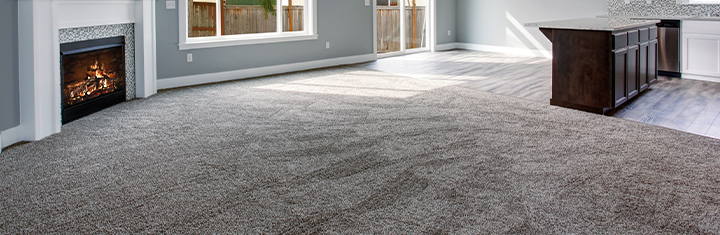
[{"left": 1, "top": 66, "right": 720, "bottom": 234}]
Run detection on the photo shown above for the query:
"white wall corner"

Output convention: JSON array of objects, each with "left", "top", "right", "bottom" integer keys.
[
  {"left": 135, "top": 0, "right": 158, "bottom": 98},
  {"left": 18, "top": 0, "right": 61, "bottom": 142},
  {"left": 435, "top": 43, "right": 460, "bottom": 51},
  {"left": 1, "top": 126, "right": 24, "bottom": 149}
]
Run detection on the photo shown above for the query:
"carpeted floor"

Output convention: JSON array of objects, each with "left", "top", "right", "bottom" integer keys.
[{"left": 1, "top": 66, "right": 720, "bottom": 234}]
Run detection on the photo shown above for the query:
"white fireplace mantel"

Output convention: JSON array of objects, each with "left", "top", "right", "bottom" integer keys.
[{"left": 5, "top": 0, "right": 157, "bottom": 146}]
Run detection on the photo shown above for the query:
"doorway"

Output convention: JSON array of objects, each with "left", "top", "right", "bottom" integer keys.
[{"left": 375, "top": 0, "right": 433, "bottom": 56}]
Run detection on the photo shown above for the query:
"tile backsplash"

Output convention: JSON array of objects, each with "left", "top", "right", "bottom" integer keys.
[{"left": 609, "top": 0, "right": 720, "bottom": 16}]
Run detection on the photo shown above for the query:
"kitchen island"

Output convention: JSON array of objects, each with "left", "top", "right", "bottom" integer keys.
[{"left": 525, "top": 18, "right": 660, "bottom": 114}]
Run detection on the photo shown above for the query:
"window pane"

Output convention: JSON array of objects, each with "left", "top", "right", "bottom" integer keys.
[
  {"left": 406, "top": 0, "right": 426, "bottom": 49},
  {"left": 377, "top": 0, "right": 398, "bottom": 6},
  {"left": 377, "top": 1, "right": 400, "bottom": 53},
  {"left": 189, "top": 0, "right": 218, "bottom": 38},
  {"left": 283, "top": 0, "right": 304, "bottom": 32},
  {"left": 223, "top": 0, "right": 278, "bottom": 36}
]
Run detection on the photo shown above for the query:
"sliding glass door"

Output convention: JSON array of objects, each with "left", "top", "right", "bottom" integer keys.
[
  {"left": 376, "top": 0, "right": 428, "bottom": 54},
  {"left": 406, "top": 0, "right": 426, "bottom": 50}
]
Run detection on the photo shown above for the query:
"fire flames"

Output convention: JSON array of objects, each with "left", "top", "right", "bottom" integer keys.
[{"left": 64, "top": 59, "right": 120, "bottom": 106}]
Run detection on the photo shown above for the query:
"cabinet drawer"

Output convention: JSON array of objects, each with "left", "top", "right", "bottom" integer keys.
[
  {"left": 649, "top": 26, "right": 657, "bottom": 40},
  {"left": 614, "top": 33, "right": 628, "bottom": 50},
  {"left": 684, "top": 21, "right": 720, "bottom": 35},
  {"left": 639, "top": 28, "right": 649, "bottom": 43},
  {"left": 628, "top": 30, "right": 640, "bottom": 45}
]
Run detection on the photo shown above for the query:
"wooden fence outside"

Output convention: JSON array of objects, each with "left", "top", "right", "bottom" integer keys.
[
  {"left": 189, "top": 1, "right": 217, "bottom": 37},
  {"left": 377, "top": 6, "right": 426, "bottom": 53},
  {"left": 188, "top": 1, "right": 304, "bottom": 37},
  {"left": 223, "top": 5, "right": 304, "bottom": 35}
]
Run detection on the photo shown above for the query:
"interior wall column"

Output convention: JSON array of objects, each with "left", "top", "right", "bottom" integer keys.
[{"left": 18, "top": 0, "right": 61, "bottom": 141}]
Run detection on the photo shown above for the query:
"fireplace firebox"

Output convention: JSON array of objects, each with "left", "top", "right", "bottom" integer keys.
[{"left": 61, "top": 36, "right": 126, "bottom": 124}]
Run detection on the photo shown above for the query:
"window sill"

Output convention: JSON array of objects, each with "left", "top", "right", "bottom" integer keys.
[{"left": 179, "top": 34, "right": 319, "bottom": 50}]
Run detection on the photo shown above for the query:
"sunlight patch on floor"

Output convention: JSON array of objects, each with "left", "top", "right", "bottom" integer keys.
[{"left": 256, "top": 70, "right": 459, "bottom": 98}]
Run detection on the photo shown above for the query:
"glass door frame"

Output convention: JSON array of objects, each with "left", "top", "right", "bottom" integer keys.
[{"left": 373, "top": 0, "right": 437, "bottom": 59}]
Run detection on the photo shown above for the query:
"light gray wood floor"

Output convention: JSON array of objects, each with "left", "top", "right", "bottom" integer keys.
[
  {"left": 612, "top": 76, "right": 720, "bottom": 138},
  {"left": 359, "top": 49, "right": 720, "bottom": 139},
  {"left": 361, "top": 50, "right": 552, "bottom": 103}
]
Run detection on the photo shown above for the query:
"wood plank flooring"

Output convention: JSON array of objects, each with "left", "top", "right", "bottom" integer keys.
[
  {"left": 360, "top": 49, "right": 720, "bottom": 139},
  {"left": 362, "top": 50, "right": 552, "bottom": 103},
  {"left": 612, "top": 76, "right": 720, "bottom": 138}
]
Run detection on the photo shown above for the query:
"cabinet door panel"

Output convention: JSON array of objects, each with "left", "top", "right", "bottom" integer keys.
[
  {"left": 614, "top": 51, "right": 628, "bottom": 107},
  {"left": 649, "top": 40, "right": 657, "bottom": 83},
  {"left": 682, "top": 21, "right": 720, "bottom": 78},
  {"left": 639, "top": 43, "right": 649, "bottom": 91},
  {"left": 627, "top": 46, "right": 639, "bottom": 99},
  {"left": 684, "top": 34, "right": 720, "bottom": 76}
]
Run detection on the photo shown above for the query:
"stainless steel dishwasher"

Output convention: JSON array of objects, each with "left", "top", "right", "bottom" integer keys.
[{"left": 657, "top": 20, "right": 681, "bottom": 77}]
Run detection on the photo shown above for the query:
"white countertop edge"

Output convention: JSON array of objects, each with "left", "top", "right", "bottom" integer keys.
[{"left": 524, "top": 18, "right": 660, "bottom": 31}]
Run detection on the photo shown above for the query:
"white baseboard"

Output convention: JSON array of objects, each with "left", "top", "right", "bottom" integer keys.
[
  {"left": 1, "top": 125, "right": 23, "bottom": 149},
  {"left": 158, "top": 54, "right": 376, "bottom": 90},
  {"left": 455, "top": 43, "right": 552, "bottom": 58},
  {"left": 682, "top": 73, "right": 720, "bottom": 83},
  {"left": 435, "top": 43, "right": 460, "bottom": 51}
]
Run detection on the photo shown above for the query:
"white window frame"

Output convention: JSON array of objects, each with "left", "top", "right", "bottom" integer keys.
[{"left": 179, "top": 0, "right": 318, "bottom": 50}]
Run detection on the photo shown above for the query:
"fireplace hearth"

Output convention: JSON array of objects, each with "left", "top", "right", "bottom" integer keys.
[{"left": 61, "top": 36, "right": 126, "bottom": 124}]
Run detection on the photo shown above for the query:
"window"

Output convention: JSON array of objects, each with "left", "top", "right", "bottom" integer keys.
[
  {"left": 180, "top": 0, "right": 317, "bottom": 50},
  {"left": 376, "top": 0, "right": 429, "bottom": 54}
]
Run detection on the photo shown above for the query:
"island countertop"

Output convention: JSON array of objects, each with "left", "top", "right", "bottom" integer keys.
[
  {"left": 597, "top": 15, "right": 720, "bottom": 22},
  {"left": 524, "top": 18, "right": 660, "bottom": 31}
]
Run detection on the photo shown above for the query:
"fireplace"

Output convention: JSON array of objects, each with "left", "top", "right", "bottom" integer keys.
[
  {"left": 3, "top": 0, "right": 155, "bottom": 147},
  {"left": 60, "top": 36, "right": 126, "bottom": 124}
]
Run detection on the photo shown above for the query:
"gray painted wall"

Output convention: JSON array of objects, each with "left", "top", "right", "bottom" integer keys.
[
  {"left": 156, "top": 0, "right": 374, "bottom": 79},
  {"left": 456, "top": 0, "right": 607, "bottom": 52},
  {"left": 436, "top": 0, "right": 456, "bottom": 45},
  {"left": 0, "top": 0, "right": 20, "bottom": 131}
]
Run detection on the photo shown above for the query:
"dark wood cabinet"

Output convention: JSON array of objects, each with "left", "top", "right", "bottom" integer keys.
[
  {"left": 541, "top": 24, "right": 658, "bottom": 114},
  {"left": 612, "top": 29, "right": 644, "bottom": 109}
]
